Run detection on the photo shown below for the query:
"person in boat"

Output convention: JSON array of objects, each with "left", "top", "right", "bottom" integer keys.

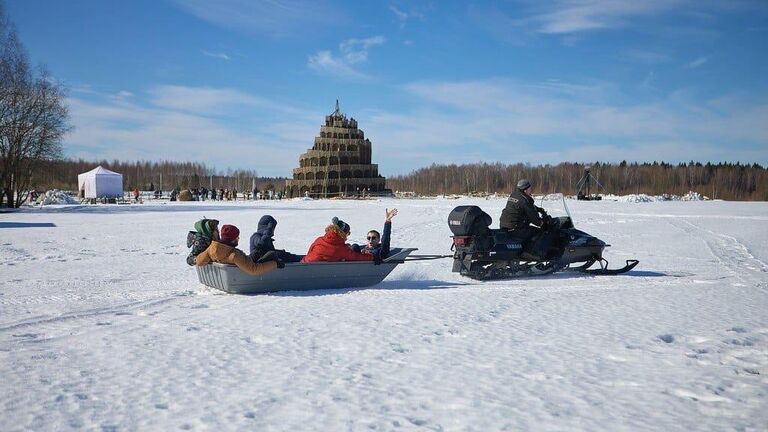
[
  {"left": 196, "top": 224, "right": 282, "bottom": 275},
  {"left": 353, "top": 208, "right": 398, "bottom": 259},
  {"left": 249, "top": 215, "right": 302, "bottom": 264},
  {"left": 499, "top": 179, "right": 554, "bottom": 258},
  {"left": 301, "top": 217, "right": 376, "bottom": 263},
  {"left": 186, "top": 218, "right": 219, "bottom": 266}
]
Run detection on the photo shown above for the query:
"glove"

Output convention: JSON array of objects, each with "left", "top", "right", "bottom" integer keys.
[
  {"left": 275, "top": 259, "right": 285, "bottom": 269},
  {"left": 373, "top": 254, "right": 382, "bottom": 265}
]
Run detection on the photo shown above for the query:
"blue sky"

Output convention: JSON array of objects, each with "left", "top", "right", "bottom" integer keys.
[{"left": 6, "top": 0, "right": 768, "bottom": 176}]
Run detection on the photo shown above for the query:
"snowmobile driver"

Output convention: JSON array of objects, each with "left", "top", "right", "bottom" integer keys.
[{"left": 499, "top": 179, "right": 554, "bottom": 259}]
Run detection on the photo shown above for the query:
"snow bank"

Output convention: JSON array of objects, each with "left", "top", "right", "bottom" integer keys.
[
  {"left": 397, "top": 191, "right": 710, "bottom": 202},
  {"left": 681, "top": 191, "right": 706, "bottom": 201},
  {"left": 27, "top": 189, "right": 80, "bottom": 205},
  {"left": 600, "top": 191, "right": 709, "bottom": 202}
]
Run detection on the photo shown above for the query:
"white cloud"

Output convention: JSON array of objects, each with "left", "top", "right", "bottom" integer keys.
[
  {"left": 148, "top": 85, "right": 272, "bottom": 113},
  {"left": 339, "top": 36, "right": 385, "bottom": 64},
  {"left": 307, "top": 36, "right": 385, "bottom": 80},
  {"left": 171, "top": 0, "right": 340, "bottom": 38},
  {"left": 685, "top": 56, "right": 708, "bottom": 68},
  {"left": 389, "top": 5, "right": 408, "bottom": 22},
  {"left": 359, "top": 78, "right": 768, "bottom": 171},
  {"left": 528, "top": 0, "right": 686, "bottom": 34},
  {"left": 63, "top": 86, "right": 319, "bottom": 176},
  {"left": 389, "top": 4, "right": 425, "bottom": 27},
  {"left": 202, "top": 50, "right": 231, "bottom": 61},
  {"left": 307, "top": 51, "right": 371, "bottom": 81},
  {"left": 61, "top": 81, "right": 768, "bottom": 178}
]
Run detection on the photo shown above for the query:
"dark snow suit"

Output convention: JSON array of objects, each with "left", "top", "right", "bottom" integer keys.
[
  {"left": 249, "top": 215, "right": 301, "bottom": 264},
  {"left": 499, "top": 189, "right": 544, "bottom": 234},
  {"left": 499, "top": 189, "right": 554, "bottom": 257}
]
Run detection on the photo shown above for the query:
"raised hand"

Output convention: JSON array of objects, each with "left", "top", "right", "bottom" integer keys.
[{"left": 385, "top": 208, "right": 398, "bottom": 222}]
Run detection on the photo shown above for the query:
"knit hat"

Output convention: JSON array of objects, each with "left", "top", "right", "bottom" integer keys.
[
  {"left": 194, "top": 218, "right": 219, "bottom": 239},
  {"left": 516, "top": 179, "right": 532, "bottom": 190},
  {"left": 331, "top": 217, "right": 350, "bottom": 234},
  {"left": 220, "top": 224, "right": 240, "bottom": 243}
]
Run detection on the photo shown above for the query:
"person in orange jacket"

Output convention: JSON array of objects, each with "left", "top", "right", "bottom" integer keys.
[
  {"left": 196, "top": 224, "right": 282, "bottom": 275},
  {"left": 302, "top": 217, "right": 375, "bottom": 263}
]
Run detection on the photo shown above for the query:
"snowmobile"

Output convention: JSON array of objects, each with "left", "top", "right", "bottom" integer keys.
[{"left": 448, "top": 202, "right": 638, "bottom": 280}]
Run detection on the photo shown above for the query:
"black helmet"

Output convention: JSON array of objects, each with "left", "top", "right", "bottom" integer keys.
[{"left": 516, "top": 179, "right": 532, "bottom": 190}]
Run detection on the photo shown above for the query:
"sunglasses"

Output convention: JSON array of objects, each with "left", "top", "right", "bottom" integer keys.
[{"left": 366, "top": 236, "right": 379, "bottom": 240}]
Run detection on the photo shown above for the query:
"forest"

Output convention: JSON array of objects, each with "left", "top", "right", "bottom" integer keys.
[
  {"left": 27, "top": 158, "right": 768, "bottom": 201},
  {"left": 386, "top": 161, "right": 767, "bottom": 201},
  {"left": 33, "top": 158, "right": 281, "bottom": 193}
]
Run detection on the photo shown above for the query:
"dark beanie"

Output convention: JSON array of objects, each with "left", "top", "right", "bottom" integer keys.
[
  {"left": 220, "top": 224, "right": 240, "bottom": 243},
  {"left": 331, "top": 217, "right": 350, "bottom": 234}
]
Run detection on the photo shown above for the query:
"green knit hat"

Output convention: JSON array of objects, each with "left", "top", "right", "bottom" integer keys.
[{"left": 194, "top": 218, "right": 219, "bottom": 239}]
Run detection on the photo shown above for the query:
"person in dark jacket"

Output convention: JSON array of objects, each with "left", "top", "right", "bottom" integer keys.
[
  {"left": 499, "top": 179, "right": 545, "bottom": 234},
  {"left": 354, "top": 208, "right": 397, "bottom": 259},
  {"left": 499, "top": 179, "right": 556, "bottom": 259},
  {"left": 249, "top": 215, "right": 302, "bottom": 264},
  {"left": 186, "top": 218, "right": 220, "bottom": 266},
  {"left": 302, "top": 217, "right": 375, "bottom": 263}
]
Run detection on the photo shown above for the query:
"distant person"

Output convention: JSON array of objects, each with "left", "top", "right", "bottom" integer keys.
[
  {"left": 132, "top": 187, "right": 140, "bottom": 203},
  {"left": 302, "top": 217, "right": 376, "bottom": 263},
  {"left": 186, "top": 218, "right": 219, "bottom": 266},
  {"left": 353, "top": 208, "right": 397, "bottom": 259},
  {"left": 249, "top": 215, "right": 302, "bottom": 264},
  {"left": 196, "top": 224, "right": 282, "bottom": 275}
]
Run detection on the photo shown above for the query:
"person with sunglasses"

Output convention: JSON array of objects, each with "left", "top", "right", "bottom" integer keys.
[{"left": 360, "top": 208, "right": 398, "bottom": 260}]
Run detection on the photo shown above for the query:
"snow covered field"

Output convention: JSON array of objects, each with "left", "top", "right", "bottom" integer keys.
[{"left": 1, "top": 197, "right": 767, "bottom": 431}]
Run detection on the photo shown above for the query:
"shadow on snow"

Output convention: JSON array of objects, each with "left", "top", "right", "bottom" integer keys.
[{"left": 0, "top": 222, "right": 57, "bottom": 228}]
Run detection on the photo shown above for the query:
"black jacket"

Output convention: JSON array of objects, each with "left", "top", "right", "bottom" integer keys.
[
  {"left": 249, "top": 215, "right": 277, "bottom": 257},
  {"left": 499, "top": 190, "right": 544, "bottom": 230},
  {"left": 361, "top": 220, "right": 392, "bottom": 259}
]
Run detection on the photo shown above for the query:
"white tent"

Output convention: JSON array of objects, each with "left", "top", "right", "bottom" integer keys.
[{"left": 77, "top": 166, "right": 123, "bottom": 199}]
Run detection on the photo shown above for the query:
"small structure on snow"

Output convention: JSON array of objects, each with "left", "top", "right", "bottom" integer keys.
[
  {"left": 77, "top": 166, "right": 123, "bottom": 199},
  {"left": 576, "top": 167, "right": 604, "bottom": 200}
]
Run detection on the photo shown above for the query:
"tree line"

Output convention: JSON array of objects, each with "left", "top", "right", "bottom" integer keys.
[
  {"left": 34, "top": 158, "right": 284, "bottom": 193},
  {"left": 386, "top": 161, "right": 768, "bottom": 201}
]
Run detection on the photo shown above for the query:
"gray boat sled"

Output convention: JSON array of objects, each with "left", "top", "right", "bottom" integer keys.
[{"left": 196, "top": 248, "right": 418, "bottom": 294}]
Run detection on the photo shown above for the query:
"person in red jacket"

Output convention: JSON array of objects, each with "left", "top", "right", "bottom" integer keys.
[{"left": 302, "top": 217, "right": 375, "bottom": 263}]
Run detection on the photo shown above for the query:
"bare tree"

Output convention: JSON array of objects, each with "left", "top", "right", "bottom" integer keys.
[{"left": 0, "top": 2, "right": 70, "bottom": 207}]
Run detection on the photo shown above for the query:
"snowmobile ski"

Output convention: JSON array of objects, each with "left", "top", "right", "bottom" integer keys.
[{"left": 571, "top": 259, "right": 639, "bottom": 275}]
